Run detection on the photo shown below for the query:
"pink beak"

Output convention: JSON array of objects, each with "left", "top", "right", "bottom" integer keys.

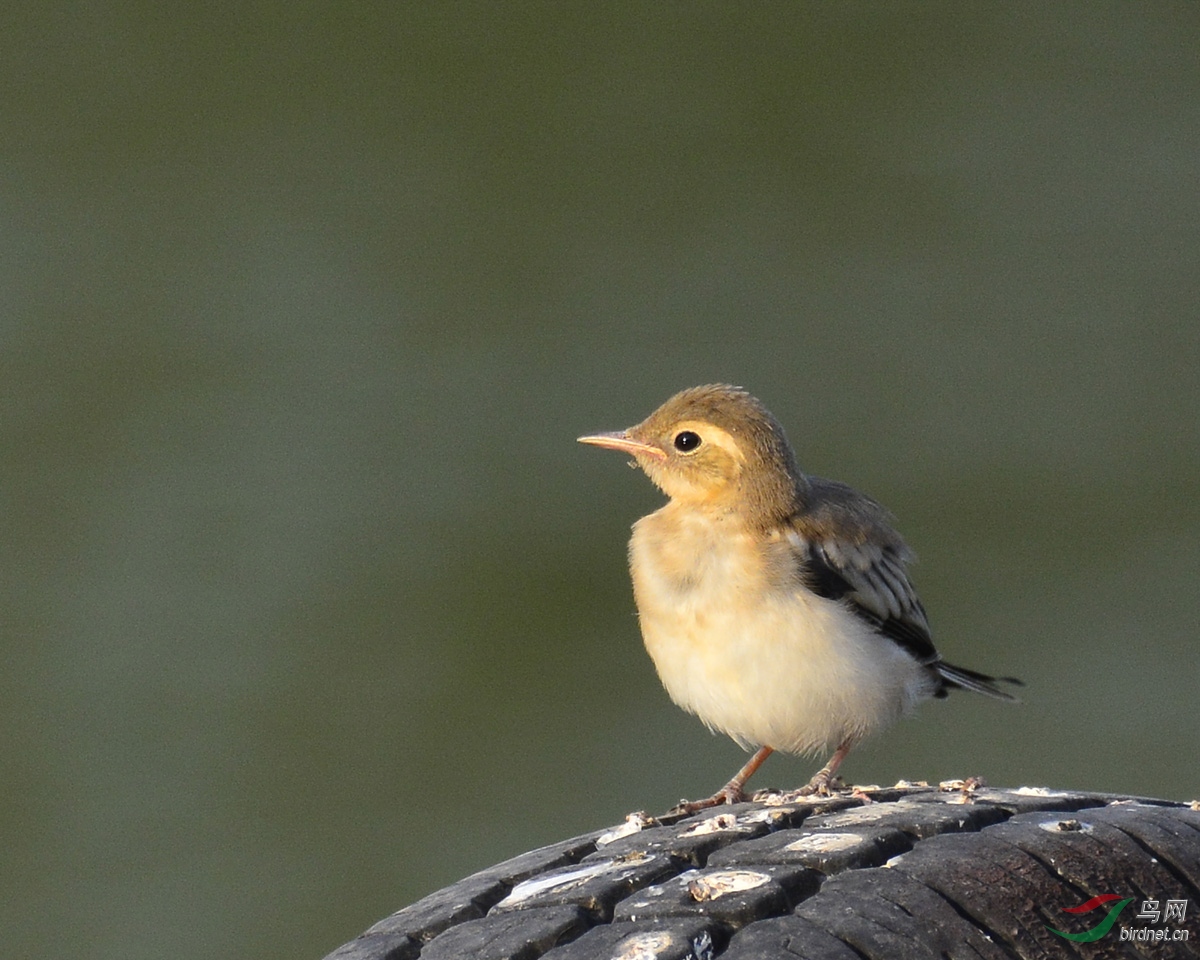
[{"left": 577, "top": 430, "right": 668, "bottom": 461}]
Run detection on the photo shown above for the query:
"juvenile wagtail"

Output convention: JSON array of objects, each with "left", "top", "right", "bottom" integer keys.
[{"left": 579, "top": 384, "right": 1020, "bottom": 811}]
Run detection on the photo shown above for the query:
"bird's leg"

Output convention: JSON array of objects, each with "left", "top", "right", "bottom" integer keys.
[
  {"left": 718, "top": 745, "right": 774, "bottom": 802},
  {"left": 668, "top": 746, "right": 774, "bottom": 816},
  {"left": 796, "top": 740, "right": 853, "bottom": 796}
]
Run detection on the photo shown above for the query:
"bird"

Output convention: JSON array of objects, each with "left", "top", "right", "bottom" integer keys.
[{"left": 578, "top": 384, "right": 1020, "bottom": 812}]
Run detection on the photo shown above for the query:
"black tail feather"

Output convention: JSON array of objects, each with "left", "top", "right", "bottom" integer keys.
[{"left": 935, "top": 661, "right": 1023, "bottom": 702}]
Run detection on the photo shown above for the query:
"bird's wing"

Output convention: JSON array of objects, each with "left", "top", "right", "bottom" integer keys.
[
  {"left": 787, "top": 477, "right": 939, "bottom": 666},
  {"left": 787, "top": 478, "right": 1021, "bottom": 701},
  {"left": 804, "top": 536, "right": 938, "bottom": 664}
]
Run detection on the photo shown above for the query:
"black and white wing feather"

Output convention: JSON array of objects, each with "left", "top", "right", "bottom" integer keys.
[{"left": 790, "top": 477, "right": 1019, "bottom": 701}]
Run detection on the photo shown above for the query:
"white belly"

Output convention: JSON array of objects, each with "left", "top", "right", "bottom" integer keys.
[{"left": 629, "top": 508, "right": 934, "bottom": 755}]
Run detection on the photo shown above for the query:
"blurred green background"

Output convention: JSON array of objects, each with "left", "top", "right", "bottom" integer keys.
[{"left": 4, "top": 3, "right": 1198, "bottom": 959}]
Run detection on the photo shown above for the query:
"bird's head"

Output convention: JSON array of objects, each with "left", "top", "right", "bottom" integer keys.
[{"left": 578, "top": 384, "right": 804, "bottom": 525}]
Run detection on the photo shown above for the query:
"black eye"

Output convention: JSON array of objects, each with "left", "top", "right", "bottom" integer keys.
[{"left": 673, "top": 430, "right": 702, "bottom": 452}]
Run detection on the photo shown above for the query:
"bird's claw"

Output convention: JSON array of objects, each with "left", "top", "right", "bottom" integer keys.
[
  {"left": 769, "top": 774, "right": 848, "bottom": 802},
  {"left": 666, "top": 783, "right": 747, "bottom": 817}
]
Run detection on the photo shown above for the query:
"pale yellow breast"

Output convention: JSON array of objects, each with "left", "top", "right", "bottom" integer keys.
[{"left": 627, "top": 503, "right": 933, "bottom": 755}]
